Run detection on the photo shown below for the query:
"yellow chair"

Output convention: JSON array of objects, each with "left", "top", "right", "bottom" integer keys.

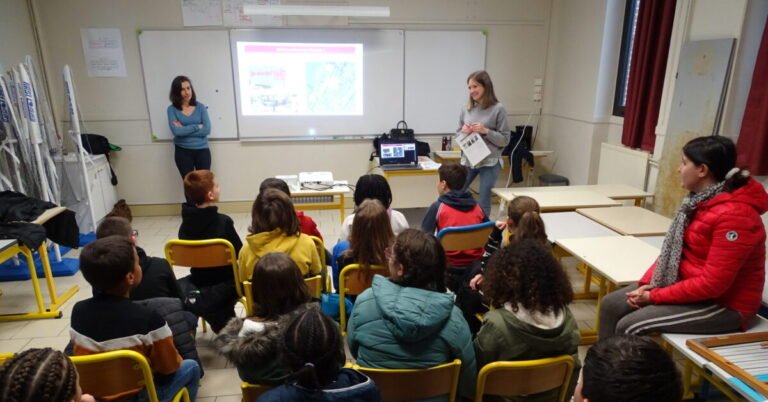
[
  {"left": 436, "top": 221, "right": 495, "bottom": 254},
  {"left": 71, "top": 350, "right": 191, "bottom": 402},
  {"left": 308, "top": 235, "right": 331, "bottom": 292},
  {"left": 243, "top": 274, "right": 322, "bottom": 311},
  {"left": 338, "top": 263, "right": 389, "bottom": 336},
  {"left": 241, "top": 382, "right": 272, "bottom": 401},
  {"left": 474, "top": 355, "right": 575, "bottom": 402},
  {"left": 164, "top": 239, "right": 247, "bottom": 331},
  {"left": 0, "top": 353, "right": 13, "bottom": 365},
  {"left": 352, "top": 359, "right": 462, "bottom": 402}
]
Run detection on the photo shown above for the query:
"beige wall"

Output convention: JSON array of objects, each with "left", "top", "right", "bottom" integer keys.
[
  {"left": 0, "top": 0, "right": 39, "bottom": 72},
  {"left": 29, "top": 0, "right": 551, "bottom": 205}
]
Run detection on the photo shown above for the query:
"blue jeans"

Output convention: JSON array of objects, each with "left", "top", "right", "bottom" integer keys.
[
  {"left": 133, "top": 359, "right": 200, "bottom": 402},
  {"left": 463, "top": 162, "right": 501, "bottom": 217}
]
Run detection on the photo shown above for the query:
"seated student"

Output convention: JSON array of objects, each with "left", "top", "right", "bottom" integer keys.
[
  {"left": 70, "top": 236, "right": 200, "bottom": 401},
  {"left": 258, "top": 309, "right": 380, "bottom": 402},
  {"left": 339, "top": 174, "right": 409, "bottom": 241},
  {"left": 347, "top": 229, "right": 476, "bottom": 401},
  {"left": 421, "top": 161, "right": 487, "bottom": 291},
  {"left": 96, "top": 217, "right": 182, "bottom": 301},
  {"left": 95, "top": 216, "right": 200, "bottom": 371},
  {"left": 599, "top": 136, "right": 767, "bottom": 339},
  {"left": 457, "top": 195, "right": 547, "bottom": 334},
  {"left": 0, "top": 347, "right": 96, "bottom": 402},
  {"left": 475, "top": 239, "right": 580, "bottom": 402},
  {"left": 214, "top": 252, "right": 315, "bottom": 385},
  {"left": 239, "top": 188, "right": 323, "bottom": 282},
  {"left": 573, "top": 335, "right": 682, "bottom": 402},
  {"left": 259, "top": 177, "right": 323, "bottom": 240},
  {"left": 334, "top": 199, "right": 393, "bottom": 291},
  {"left": 178, "top": 169, "right": 243, "bottom": 333}
]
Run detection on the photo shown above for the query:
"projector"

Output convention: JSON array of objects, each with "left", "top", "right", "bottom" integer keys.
[{"left": 299, "top": 171, "right": 334, "bottom": 186}]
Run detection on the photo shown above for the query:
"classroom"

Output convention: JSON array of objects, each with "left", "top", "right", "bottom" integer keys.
[{"left": 0, "top": 0, "right": 767, "bottom": 401}]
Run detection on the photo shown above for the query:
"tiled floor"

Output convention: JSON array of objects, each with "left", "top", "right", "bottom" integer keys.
[{"left": 0, "top": 207, "right": 721, "bottom": 401}]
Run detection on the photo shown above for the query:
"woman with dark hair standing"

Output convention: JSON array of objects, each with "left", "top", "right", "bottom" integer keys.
[
  {"left": 457, "top": 70, "right": 510, "bottom": 217},
  {"left": 599, "top": 136, "right": 768, "bottom": 339},
  {"left": 167, "top": 75, "right": 212, "bottom": 178}
]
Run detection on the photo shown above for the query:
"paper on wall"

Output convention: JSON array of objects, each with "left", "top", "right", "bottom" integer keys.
[
  {"left": 457, "top": 132, "right": 491, "bottom": 167},
  {"left": 80, "top": 28, "right": 127, "bottom": 77},
  {"left": 222, "top": 0, "right": 282, "bottom": 27},
  {"left": 181, "top": 0, "right": 223, "bottom": 26}
]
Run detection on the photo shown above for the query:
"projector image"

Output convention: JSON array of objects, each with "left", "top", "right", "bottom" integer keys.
[{"left": 299, "top": 171, "right": 334, "bottom": 186}]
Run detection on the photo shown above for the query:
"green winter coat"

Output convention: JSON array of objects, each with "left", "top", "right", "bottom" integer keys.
[
  {"left": 474, "top": 306, "right": 581, "bottom": 402},
  {"left": 347, "top": 275, "right": 476, "bottom": 401}
]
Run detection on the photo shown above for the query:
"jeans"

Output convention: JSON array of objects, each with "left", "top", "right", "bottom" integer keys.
[
  {"left": 463, "top": 161, "right": 501, "bottom": 217},
  {"left": 174, "top": 146, "right": 211, "bottom": 178},
  {"left": 133, "top": 359, "right": 200, "bottom": 402}
]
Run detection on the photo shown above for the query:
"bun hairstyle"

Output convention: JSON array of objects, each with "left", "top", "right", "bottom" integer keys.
[
  {"left": 0, "top": 348, "right": 79, "bottom": 402},
  {"left": 682, "top": 136, "right": 749, "bottom": 192}
]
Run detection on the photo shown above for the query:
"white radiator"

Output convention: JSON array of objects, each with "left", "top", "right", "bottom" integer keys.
[{"left": 597, "top": 143, "right": 650, "bottom": 189}]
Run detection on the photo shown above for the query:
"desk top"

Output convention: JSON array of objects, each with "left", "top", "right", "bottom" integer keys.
[
  {"left": 577, "top": 206, "right": 672, "bottom": 236},
  {"left": 541, "top": 212, "right": 619, "bottom": 243},
  {"left": 555, "top": 236, "right": 659, "bottom": 285},
  {"left": 493, "top": 184, "right": 652, "bottom": 201},
  {"left": 433, "top": 150, "right": 553, "bottom": 161},
  {"left": 501, "top": 190, "right": 621, "bottom": 212}
]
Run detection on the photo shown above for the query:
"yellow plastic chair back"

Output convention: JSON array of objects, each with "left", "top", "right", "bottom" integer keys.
[
  {"left": 338, "top": 263, "right": 388, "bottom": 336},
  {"left": 353, "top": 359, "right": 462, "bottom": 402},
  {"left": 0, "top": 353, "right": 13, "bottom": 365},
  {"left": 241, "top": 382, "right": 272, "bottom": 401},
  {"left": 164, "top": 239, "right": 248, "bottom": 317},
  {"left": 71, "top": 350, "right": 191, "bottom": 402},
  {"left": 308, "top": 235, "right": 330, "bottom": 292},
  {"left": 474, "top": 355, "right": 575, "bottom": 402}
]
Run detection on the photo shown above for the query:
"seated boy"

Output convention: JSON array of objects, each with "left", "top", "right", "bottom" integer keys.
[
  {"left": 421, "top": 161, "right": 487, "bottom": 291},
  {"left": 70, "top": 236, "right": 200, "bottom": 401},
  {"left": 96, "top": 216, "right": 181, "bottom": 301},
  {"left": 259, "top": 177, "right": 323, "bottom": 240},
  {"left": 178, "top": 169, "right": 243, "bottom": 333}
]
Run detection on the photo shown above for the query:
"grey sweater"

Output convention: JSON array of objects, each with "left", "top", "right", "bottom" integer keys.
[{"left": 456, "top": 102, "right": 510, "bottom": 168}]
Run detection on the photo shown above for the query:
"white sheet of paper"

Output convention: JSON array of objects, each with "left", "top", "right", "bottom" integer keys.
[
  {"left": 80, "top": 28, "right": 127, "bottom": 77},
  {"left": 222, "top": 0, "right": 283, "bottom": 27},
  {"left": 181, "top": 0, "right": 223, "bottom": 26},
  {"left": 457, "top": 132, "right": 491, "bottom": 167}
]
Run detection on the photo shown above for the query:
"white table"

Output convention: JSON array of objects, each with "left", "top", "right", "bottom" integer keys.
[
  {"left": 498, "top": 190, "right": 621, "bottom": 212},
  {"left": 638, "top": 235, "right": 665, "bottom": 249},
  {"left": 577, "top": 206, "right": 672, "bottom": 236},
  {"left": 662, "top": 316, "right": 768, "bottom": 401},
  {"left": 292, "top": 181, "right": 352, "bottom": 224},
  {"left": 494, "top": 184, "right": 653, "bottom": 206}
]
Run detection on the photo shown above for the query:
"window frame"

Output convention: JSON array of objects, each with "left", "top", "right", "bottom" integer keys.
[{"left": 613, "top": 0, "right": 641, "bottom": 117}]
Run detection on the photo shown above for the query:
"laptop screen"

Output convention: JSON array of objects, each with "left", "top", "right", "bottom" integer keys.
[{"left": 379, "top": 140, "right": 417, "bottom": 166}]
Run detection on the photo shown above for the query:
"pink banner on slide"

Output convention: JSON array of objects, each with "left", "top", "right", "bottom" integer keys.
[{"left": 244, "top": 44, "right": 357, "bottom": 54}]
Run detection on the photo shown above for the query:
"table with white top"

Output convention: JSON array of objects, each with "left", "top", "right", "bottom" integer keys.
[
  {"left": 555, "top": 236, "right": 661, "bottom": 344},
  {"left": 662, "top": 316, "right": 768, "bottom": 401},
  {"left": 497, "top": 190, "right": 621, "bottom": 212},
  {"left": 292, "top": 181, "right": 352, "bottom": 224},
  {"left": 576, "top": 206, "right": 672, "bottom": 236},
  {"left": 494, "top": 183, "right": 653, "bottom": 206}
]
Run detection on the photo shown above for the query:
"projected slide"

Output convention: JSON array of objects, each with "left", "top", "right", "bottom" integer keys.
[{"left": 236, "top": 42, "right": 363, "bottom": 116}]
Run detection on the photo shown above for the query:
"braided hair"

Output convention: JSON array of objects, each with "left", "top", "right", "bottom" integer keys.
[
  {"left": 281, "top": 309, "right": 345, "bottom": 390},
  {"left": 0, "top": 348, "right": 79, "bottom": 402}
]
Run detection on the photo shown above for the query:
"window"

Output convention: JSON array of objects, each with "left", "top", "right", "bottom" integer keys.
[{"left": 613, "top": 0, "right": 641, "bottom": 117}]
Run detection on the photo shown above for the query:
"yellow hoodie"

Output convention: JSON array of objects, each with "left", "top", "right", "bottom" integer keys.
[{"left": 238, "top": 228, "right": 323, "bottom": 282}]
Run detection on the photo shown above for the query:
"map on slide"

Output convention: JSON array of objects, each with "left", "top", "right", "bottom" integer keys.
[{"left": 237, "top": 42, "right": 363, "bottom": 116}]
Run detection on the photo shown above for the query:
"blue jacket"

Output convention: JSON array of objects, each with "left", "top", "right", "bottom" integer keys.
[
  {"left": 256, "top": 368, "right": 379, "bottom": 402},
  {"left": 347, "top": 275, "right": 476, "bottom": 401}
]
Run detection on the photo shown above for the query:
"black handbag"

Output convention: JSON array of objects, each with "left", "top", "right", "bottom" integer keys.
[{"left": 389, "top": 120, "right": 414, "bottom": 140}]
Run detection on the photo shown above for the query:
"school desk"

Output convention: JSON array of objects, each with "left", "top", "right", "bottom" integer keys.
[
  {"left": 293, "top": 182, "right": 352, "bottom": 224},
  {"left": 577, "top": 206, "right": 672, "bottom": 236},
  {"left": 495, "top": 190, "right": 621, "bottom": 213},
  {"left": 493, "top": 183, "right": 653, "bottom": 207}
]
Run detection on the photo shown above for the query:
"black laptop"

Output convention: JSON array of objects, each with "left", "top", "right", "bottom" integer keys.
[{"left": 378, "top": 139, "right": 422, "bottom": 171}]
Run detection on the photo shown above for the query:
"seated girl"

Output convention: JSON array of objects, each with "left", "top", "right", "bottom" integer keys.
[
  {"left": 257, "top": 309, "right": 380, "bottom": 402},
  {"left": 333, "top": 199, "right": 393, "bottom": 291},
  {"left": 346, "top": 229, "right": 476, "bottom": 401},
  {"left": 239, "top": 188, "right": 323, "bottom": 282},
  {"left": 339, "top": 174, "right": 408, "bottom": 241},
  {"left": 475, "top": 239, "right": 580, "bottom": 402},
  {"left": 0, "top": 347, "right": 96, "bottom": 402},
  {"left": 215, "top": 252, "right": 315, "bottom": 385}
]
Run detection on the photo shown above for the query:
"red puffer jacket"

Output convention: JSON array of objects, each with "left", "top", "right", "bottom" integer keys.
[{"left": 639, "top": 178, "right": 768, "bottom": 324}]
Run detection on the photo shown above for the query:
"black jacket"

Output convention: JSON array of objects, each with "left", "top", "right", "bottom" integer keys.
[
  {"left": 131, "top": 247, "right": 183, "bottom": 301},
  {"left": 134, "top": 297, "right": 202, "bottom": 376},
  {"left": 178, "top": 203, "right": 243, "bottom": 286}
]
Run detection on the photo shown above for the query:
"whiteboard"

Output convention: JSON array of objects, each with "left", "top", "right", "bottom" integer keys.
[
  {"left": 404, "top": 31, "right": 486, "bottom": 134},
  {"left": 139, "top": 30, "right": 238, "bottom": 140}
]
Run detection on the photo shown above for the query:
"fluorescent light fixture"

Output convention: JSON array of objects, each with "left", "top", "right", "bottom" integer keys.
[{"left": 243, "top": 4, "right": 390, "bottom": 17}]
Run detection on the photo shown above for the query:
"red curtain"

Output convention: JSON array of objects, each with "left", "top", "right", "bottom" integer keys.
[
  {"left": 736, "top": 16, "right": 768, "bottom": 176},
  {"left": 621, "top": 0, "right": 677, "bottom": 151}
]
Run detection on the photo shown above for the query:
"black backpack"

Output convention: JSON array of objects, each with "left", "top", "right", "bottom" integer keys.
[{"left": 81, "top": 133, "right": 120, "bottom": 185}]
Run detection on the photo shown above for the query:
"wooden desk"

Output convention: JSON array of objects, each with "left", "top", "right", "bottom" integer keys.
[
  {"left": 0, "top": 238, "right": 79, "bottom": 321},
  {"left": 493, "top": 184, "right": 653, "bottom": 206},
  {"left": 662, "top": 317, "right": 768, "bottom": 401},
  {"left": 577, "top": 206, "right": 672, "bottom": 236},
  {"left": 293, "top": 183, "right": 352, "bottom": 224},
  {"left": 555, "top": 236, "right": 660, "bottom": 344},
  {"left": 499, "top": 190, "right": 621, "bottom": 212}
]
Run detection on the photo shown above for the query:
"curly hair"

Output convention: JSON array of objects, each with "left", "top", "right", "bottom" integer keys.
[
  {"left": 481, "top": 239, "right": 573, "bottom": 313},
  {"left": 0, "top": 348, "right": 79, "bottom": 402},
  {"left": 391, "top": 229, "right": 446, "bottom": 292}
]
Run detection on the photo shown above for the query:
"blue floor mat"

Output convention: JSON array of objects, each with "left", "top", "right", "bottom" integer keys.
[{"left": 0, "top": 244, "right": 79, "bottom": 282}]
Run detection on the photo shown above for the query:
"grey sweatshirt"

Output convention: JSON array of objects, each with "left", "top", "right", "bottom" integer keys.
[{"left": 455, "top": 102, "right": 510, "bottom": 168}]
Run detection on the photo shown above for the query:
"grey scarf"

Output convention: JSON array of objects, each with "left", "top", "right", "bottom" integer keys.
[{"left": 650, "top": 182, "right": 725, "bottom": 288}]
